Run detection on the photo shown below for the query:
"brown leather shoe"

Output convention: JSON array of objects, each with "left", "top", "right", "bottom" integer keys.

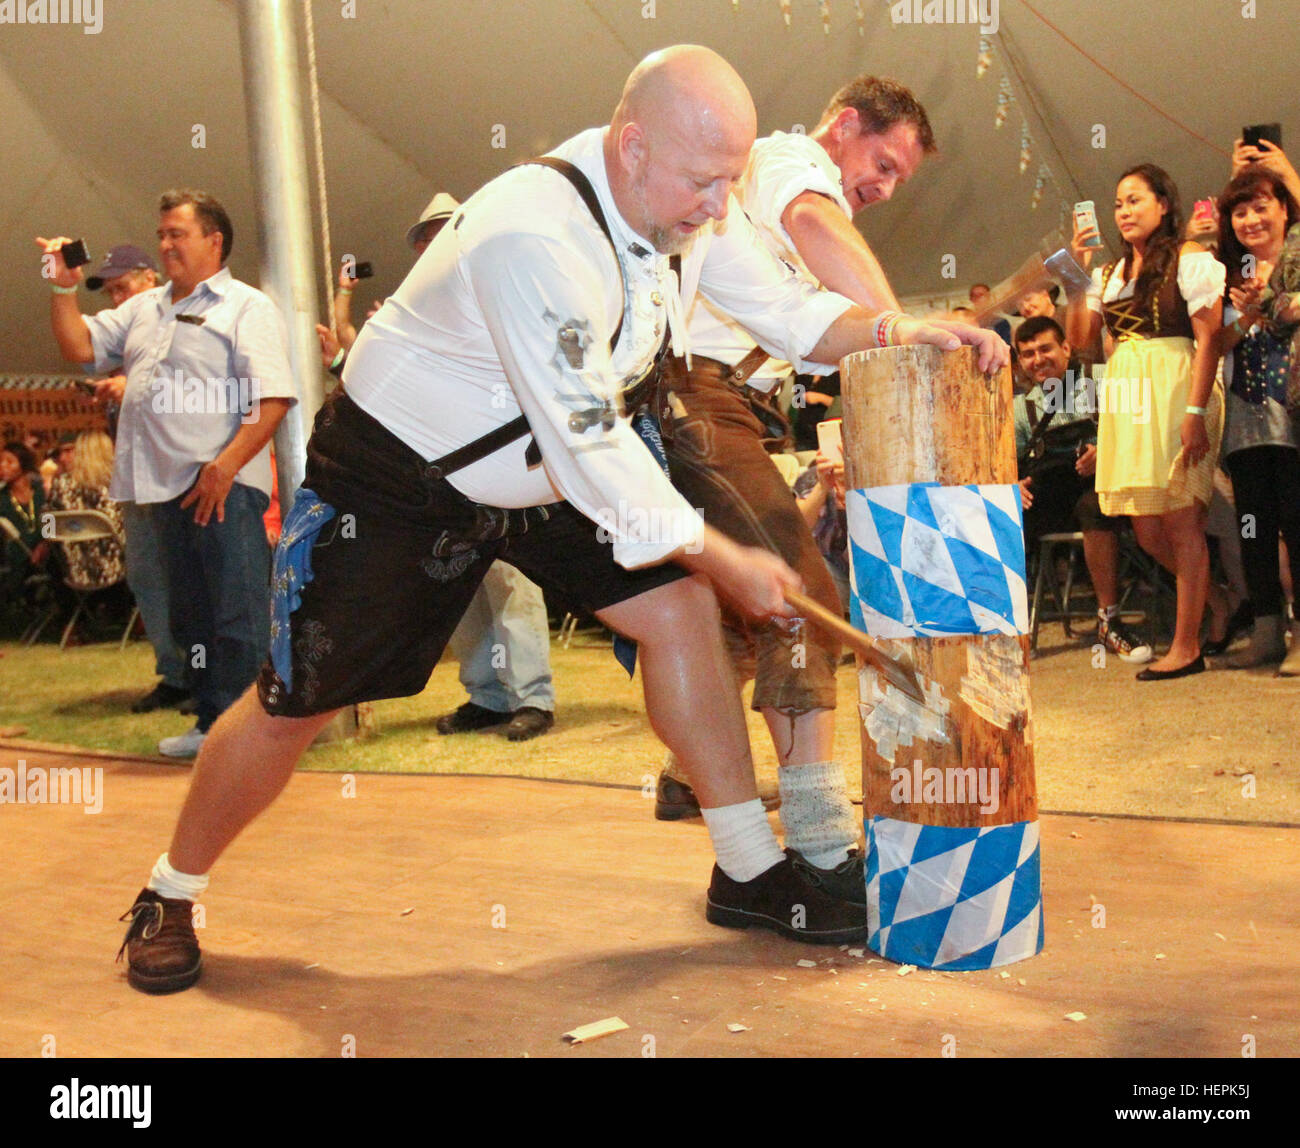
[{"left": 117, "top": 888, "right": 202, "bottom": 994}]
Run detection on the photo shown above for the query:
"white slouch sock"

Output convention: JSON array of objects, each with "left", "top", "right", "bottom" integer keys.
[
  {"left": 701, "top": 799, "right": 785, "bottom": 883},
  {"left": 147, "top": 852, "right": 210, "bottom": 902}
]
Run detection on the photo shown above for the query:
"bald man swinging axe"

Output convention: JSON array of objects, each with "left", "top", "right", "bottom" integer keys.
[{"left": 117, "top": 45, "right": 993, "bottom": 995}]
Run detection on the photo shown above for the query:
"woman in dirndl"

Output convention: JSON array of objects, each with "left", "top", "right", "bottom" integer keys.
[{"left": 1067, "top": 164, "right": 1226, "bottom": 680}]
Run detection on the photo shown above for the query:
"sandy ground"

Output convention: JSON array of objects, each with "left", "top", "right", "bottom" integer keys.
[{"left": 1, "top": 753, "right": 1294, "bottom": 1059}]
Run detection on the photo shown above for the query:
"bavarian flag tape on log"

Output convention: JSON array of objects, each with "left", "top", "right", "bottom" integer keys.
[
  {"left": 847, "top": 480, "right": 1042, "bottom": 971},
  {"left": 845, "top": 482, "right": 1028, "bottom": 638},
  {"left": 865, "top": 816, "right": 1044, "bottom": 970}
]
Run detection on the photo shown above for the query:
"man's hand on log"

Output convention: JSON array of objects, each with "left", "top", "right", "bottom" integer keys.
[{"left": 920, "top": 319, "right": 1011, "bottom": 374}]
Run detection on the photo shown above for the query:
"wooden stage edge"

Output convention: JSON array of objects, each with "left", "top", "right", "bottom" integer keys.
[{"left": 1, "top": 744, "right": 1295, "bottom": 1058}]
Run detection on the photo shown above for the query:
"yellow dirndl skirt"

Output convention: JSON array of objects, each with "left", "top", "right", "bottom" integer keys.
[{"left": 1095, "top": 335, "right": 1223, "bottom": 517}]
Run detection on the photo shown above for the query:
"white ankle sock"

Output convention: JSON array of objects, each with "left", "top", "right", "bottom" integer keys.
[
  {"left": 1099, "top": 604, "right": 1118, "bottom": 621},
  {"left": 701, "top": 799, "right": 785, "bottom": 883},
  {"left": 147, "top": 852, "right": 209, "bottom": 902},
  {"left": 778, "top": 761, "right": 858, "bottom": 869}
]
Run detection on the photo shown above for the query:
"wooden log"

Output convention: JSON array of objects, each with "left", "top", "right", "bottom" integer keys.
[{"left": 840, "top": 345, "right": 1042, "bottom": 970}]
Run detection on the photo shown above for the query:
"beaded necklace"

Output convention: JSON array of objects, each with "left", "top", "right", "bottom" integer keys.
[{"left": 6, "top": 487, "right": 36, "bottom": 535}]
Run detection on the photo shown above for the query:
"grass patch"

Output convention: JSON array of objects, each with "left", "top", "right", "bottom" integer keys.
[
  {"left": 0, "top": 634, "right": 796, "bottom": 793},
  {"left": 4, "top": 629, "right": 1297, "bottom": 824}
]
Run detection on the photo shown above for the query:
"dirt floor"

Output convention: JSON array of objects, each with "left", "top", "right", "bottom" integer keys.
[{"left": 0, "top": 746, "right": 1295, "bottom": 1059}]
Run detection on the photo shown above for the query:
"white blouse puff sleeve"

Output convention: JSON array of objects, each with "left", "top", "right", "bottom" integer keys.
[
  {"left": 1084, "top": 250, "right": 1225, "bottom": 317},
  {"left": 1084, "top": 263, "right": 1111, "bottom": 315},
  {"left": 1177, "top": 249, "right": 1226, "bottom": 316}
]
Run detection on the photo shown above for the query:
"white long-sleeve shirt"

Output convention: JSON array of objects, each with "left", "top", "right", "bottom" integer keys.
[
  {"left": 343, "top": 127, "right": 853, "bottom": 568},
  {"left": 688, "top": 130, "right": 853, "bottom": 390}
]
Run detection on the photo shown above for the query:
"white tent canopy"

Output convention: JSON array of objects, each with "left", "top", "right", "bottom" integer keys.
[{"left": 2, "top": 0, "right": 1295, "bottom": 373}]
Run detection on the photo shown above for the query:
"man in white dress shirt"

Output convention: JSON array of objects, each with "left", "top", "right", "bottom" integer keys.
[
  {"left": 40, "top": 192, "right": 296, "bottom": 760},
  {"left": 112, "top": 46, "right": 995, "bottom": 994},
  {"left": 657, "top": 77, "right": 1004, "bottom": 900}
]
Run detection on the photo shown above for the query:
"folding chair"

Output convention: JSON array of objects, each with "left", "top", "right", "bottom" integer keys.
[
  {"left": 1028, "top": 532, "right": 1097, "bottom": 652},
  {"left": 43, "top": 509, "right": 139, "bottom": 650}
]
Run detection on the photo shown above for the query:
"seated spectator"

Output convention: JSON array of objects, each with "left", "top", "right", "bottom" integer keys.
[
  {"left": 48, "top": 430, "right": 126, "bottom": 590},
  {"left": 1013, "top": 317, "right": 1152, "bottom": 664},
  {"left": 1019, "top": 284, "right": 1106, "bottom": 370},
  {"left": 0, "top": 440, "right": 49, "bottom": 608},
  {"left": 1016, "top": 285, "right": 1064, "bottom": 323}
]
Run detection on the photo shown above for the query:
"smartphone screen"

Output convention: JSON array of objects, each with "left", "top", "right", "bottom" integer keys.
[
  {"left": 1073, "top": 202, "right": 1103, "bottom": 248},
  {"left": 816, "top": 417, "right": 844, "bottom": 467}
]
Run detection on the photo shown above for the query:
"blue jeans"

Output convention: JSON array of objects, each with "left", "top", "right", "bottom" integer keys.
[
  {"left": 446, "top": 561, "right": 555, "bottom": 713},
  {"left": 122, "top": 501, "right": 187, "bottom": 689},
  {"left": 146, "top": 484, "right": 271, "bottom": 730}
]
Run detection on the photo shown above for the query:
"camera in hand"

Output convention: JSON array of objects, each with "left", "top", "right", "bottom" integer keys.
[
  {"left": 61, "top": 239, "right": 91, "bottom": 269},
  {"left": 353, "top": 261, "right": 374, "bottom": 280}
]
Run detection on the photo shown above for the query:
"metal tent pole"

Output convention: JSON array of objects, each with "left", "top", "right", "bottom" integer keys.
[
  {"left": 236, "top": 0, "right": 364, "bottom": 741},
  {"left": 236, "top": 0, "right": 321, "bottom": 505}
]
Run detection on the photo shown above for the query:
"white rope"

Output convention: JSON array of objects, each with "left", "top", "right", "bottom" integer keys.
[{"left": 301, "top": 0, "right": 335, "bottom": 335}]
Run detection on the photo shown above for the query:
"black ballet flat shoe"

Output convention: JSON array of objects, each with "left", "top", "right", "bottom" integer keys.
[
  {"left": 1201, "top": 601, "right": 1255, "bottom": 657},
  {"left": 1136, "top": 654, "right": 1205, "bottom": 682}
]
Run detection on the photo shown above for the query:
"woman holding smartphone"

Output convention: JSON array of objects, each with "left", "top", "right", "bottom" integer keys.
[
  {"left": 1067, "top": 164, "right": 1226, "bottom": 680},
  {"left": 1213, "top": 163, "right": 1300, "bottom": 670}
]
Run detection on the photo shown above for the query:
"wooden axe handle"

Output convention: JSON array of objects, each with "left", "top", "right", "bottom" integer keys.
[{"left": 783, "top": 590, "right": 926, "bottom": 704}]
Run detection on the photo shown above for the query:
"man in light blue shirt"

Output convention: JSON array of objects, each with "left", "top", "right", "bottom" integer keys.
[{"left": 40, "top": 190, "right": 297, "bottom": 756}]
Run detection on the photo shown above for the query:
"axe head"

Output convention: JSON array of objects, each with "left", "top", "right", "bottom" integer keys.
[
  {"left": 972, "top": 246, "right": 1093, "bottom": 325},
  {"left": 1043, "top": 248, "right": 1092, "bottom": 296}
]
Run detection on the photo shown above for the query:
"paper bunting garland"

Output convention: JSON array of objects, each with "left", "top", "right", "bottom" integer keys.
[{"left": 1031, "top": 165, "right": 1049, "bottom": 210}]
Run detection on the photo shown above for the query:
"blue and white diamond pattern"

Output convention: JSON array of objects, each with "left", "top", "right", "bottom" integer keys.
[
  {"left": 865, "top": 815, "right": 1043, "bottom": 970},
  {"left": 846, "top": 483, "right": 1027, "bottom": 639}
]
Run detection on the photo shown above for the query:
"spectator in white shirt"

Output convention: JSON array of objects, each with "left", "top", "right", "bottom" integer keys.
[
  {"left": 83, "top": 244, "right": 193, "bottom": 715},
  {"left": 39, "top": 191, "right": 296, "bottom": 757}
]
